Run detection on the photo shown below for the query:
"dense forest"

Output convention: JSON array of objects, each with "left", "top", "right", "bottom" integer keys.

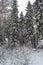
[{"left": 0, "top": 0, "right": 43, "bottom": 49}]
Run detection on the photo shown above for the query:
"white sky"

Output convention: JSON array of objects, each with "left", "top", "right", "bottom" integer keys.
[
  {"left": 18, "top": 0, "right": 35, "bottom": 16},
  {"left": 0, "top": 0, "right": 35, "bottom": 16}
]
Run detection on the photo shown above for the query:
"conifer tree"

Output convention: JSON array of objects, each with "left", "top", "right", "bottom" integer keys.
[
  {"left": 32, "top": 0, "right": 41, "bottom": 48},
  {"left": 25, "top": 1, "right": 34, "bottom": 44},
  {"left": 0, "top": 0, "right": 12, "bottom": 45},
  {"left": 9, "top": 0, "right": 18, "bottom": 48},
  {"left": 37, "top": 0, "right": 43, "bottom": 39},
  {"left": 19, "top": 12, "right": 26, "bottom": 45}
]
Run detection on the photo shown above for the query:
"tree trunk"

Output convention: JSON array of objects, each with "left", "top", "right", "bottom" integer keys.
[{"left": 31, "top": 32, "right": 38, "bottom": 48}]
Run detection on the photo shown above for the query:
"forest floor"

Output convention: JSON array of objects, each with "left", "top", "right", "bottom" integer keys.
[{"left": 0, "top": 45, "right": 43, "bottom": 65}]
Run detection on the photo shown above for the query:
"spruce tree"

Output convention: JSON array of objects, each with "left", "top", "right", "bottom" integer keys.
[
  {"left": 32, "top": 0, "right": 41, "bottom": 48},
  {"left": 9, "top": 0, "right": 18, "bottom": 48},
  {"left": 19, "top": 12, "right": 26, "bottom": 45},
  {"left": 37, "top": 0, "right": 43, "bottom": 39},
  {"left": 25, "top": 1, "right": 33, "bottom": 44},
  {"left": 0, "top": 0, "right": 11, "bottom": 45}
]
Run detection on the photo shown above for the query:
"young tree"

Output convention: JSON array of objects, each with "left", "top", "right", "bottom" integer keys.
[{"left": 18, "top": 12, "right": 26, "bottom": 45}]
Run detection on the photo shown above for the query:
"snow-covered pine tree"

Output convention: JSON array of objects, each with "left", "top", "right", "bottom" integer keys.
[
  {"left": 37, "top": 0, "right": 43, "bottom": 39},
  {"left": 0, "top": 0, "right": 12, "bottom": 45},
  {"left": 31, "top": 0, "right": 41, "bottom": 48},
  {"left": 25, "top": 1, "right": 34, "bottom": 45},
  {"left": 8, "top": 0, "right": 18, "bottom": 48},
  {"left": 19, "top": 12, "right": 26, "bottom": 45}
]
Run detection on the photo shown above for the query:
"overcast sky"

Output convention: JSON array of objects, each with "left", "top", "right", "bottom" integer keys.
[{"left": 18, "top": 0, "right": 35, "bottom": 16}]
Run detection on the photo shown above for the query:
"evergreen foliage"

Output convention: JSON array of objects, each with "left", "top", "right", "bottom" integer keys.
[
  {"left": 8, "top": 0, "right": 19, "bottom": 48},
  {"left": 25, "top": 1, "right": 34, "bottom": 44},
  {"left": 0, "top": 0, "right": 43, "bottom": 48}
]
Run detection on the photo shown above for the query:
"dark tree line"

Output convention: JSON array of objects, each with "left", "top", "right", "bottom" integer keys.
[{"left": 0, "top": 0, "right": 43, "bottom": 48}]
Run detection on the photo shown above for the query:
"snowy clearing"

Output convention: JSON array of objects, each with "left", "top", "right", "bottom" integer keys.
[
  {"left": 0, "top": 46, "right": 43, "bottom": 65},
  {"left": 29, "top": 49, "right": 43, "bottom": 65}
]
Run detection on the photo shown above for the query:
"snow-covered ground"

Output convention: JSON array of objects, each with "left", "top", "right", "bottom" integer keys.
[
  {"left": 29, "top": 49, "right": 43, "bottom": 65},
  {"left": 0, "top": 46, "right": 43, "bottom": 65}
]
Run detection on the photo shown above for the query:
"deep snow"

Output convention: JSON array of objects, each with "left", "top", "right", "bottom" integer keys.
[
  {"left": 0, "top": 46, "right": 43, "bottom": 65},
  {"left": 29, "top": 49, "right": 43, "bottom": 65}
]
